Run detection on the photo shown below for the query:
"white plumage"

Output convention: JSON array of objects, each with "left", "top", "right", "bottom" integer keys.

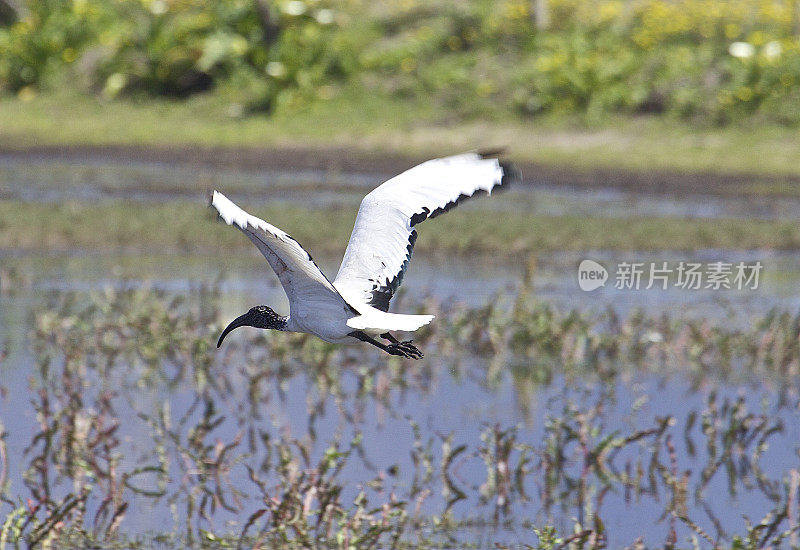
[{"left": 211, "top": 152, "right": 519, "bottom": 359}]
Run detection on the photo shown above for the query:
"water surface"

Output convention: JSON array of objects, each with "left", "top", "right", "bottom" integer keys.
[
  {"left": 2, "top": 155, "right": 800, "bottom": 546},
  {"left": 1, "top": 252, "right": 799, "bottom": 546},
  {"left": 4, "top": 155, "right": 800, "bottom": 219}
]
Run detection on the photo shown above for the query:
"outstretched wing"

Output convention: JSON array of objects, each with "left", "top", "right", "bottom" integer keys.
[
  {"left": 210, "top": 191, "right": 355, "bottom": 314},
  {"left": 333, "top": 152, "right": 520, "bottom": 311}
]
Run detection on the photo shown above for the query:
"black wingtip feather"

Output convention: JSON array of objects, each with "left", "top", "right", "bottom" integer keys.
[
  {"left": 367, "top": 228, "right": 418, "bottom": 312},
  {"left": 410, "top": 208, "right": 430, "bottom": 227},
  {"left": 372, "top": 155, "right": 519, "bottom": 311},
  {"left": 411, "top": 157, "right": 519, "bottom": 225}
]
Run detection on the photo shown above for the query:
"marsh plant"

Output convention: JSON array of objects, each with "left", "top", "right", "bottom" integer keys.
[{"left": 0, "top": 282, "right": 799, "bottom": 547}]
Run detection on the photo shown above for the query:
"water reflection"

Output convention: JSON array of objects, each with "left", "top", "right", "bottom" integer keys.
[
  {"left": 4, "top": 249, "right": 800, "bottom": 316},
  {"left": 0, "top": 260, "right": 799, "bottom": 547}
]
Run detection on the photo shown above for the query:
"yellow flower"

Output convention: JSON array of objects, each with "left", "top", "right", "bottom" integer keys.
[
  {"left": 735, "top": 86, "right": 754, "bottom": 102},
  {"left": 749, "top": 30, "right": 766, "bottom": 47},
  {"left": 724, "top": 24, "right": 740, "bottom": 39},
  {"left": 504, "top": 0, "right": 528, "bottom": 20},
  {"left": 62, "top": 48, "right": 77, "bottom": 63},
  {"left": 598, "top": 1, "right": 622, "bottom": 22},
  {"left": 11, "top": 20, "right": 30, "bottom": 35}
]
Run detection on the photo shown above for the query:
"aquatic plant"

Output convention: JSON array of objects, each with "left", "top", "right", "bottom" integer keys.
[{"left": 0, "top": 282, "right": 798, "bottom": 547}]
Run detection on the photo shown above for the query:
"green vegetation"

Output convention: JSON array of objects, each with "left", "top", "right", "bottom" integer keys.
[
  {"left": 6, "top": 92, "right": 800, "bottom": 178},
  {"left": 3, "top": 0, "right": 800, "bottom": 124},
  {"left": 3, "top": 200, "right": 800, "bottom": 254},
  {"left": 3, "top": 1, "right": 800, "bottom": 179},
  {"left": 4, "top": 0, "right": 800, "bottom": 178},
  {"left": 0, "top": 0, "right": 356, "bottom": 111}
]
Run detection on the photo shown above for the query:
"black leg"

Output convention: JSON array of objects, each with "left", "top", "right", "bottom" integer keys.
[
  {"left": 381, "top": 332, "right": 400, "bottom": 344},
  {"left": 350, "top": 331, "right": 423, "bottom": 359}
]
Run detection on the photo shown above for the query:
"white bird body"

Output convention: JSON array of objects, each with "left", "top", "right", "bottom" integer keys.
[
  {"left": 211, "top": 152, "right": 519, "bottom": 358},
  {"left": 287, "top": 298, "right": 434, "bottom": 344},
  {"left": 294, "top": 311, "right": 432, "bottom": 344}
]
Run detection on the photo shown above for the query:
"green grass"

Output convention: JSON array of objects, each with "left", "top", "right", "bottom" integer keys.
[
  {"left": 4, "top": 91, "right": 800, "bottom": 178},
  {"left": 3, "top": 200, "right": 800, "bottom": 254}
]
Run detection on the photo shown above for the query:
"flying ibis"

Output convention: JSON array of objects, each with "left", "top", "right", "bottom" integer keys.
[{"left": 211, "top": 152, "right": 520, "bottom": 359}]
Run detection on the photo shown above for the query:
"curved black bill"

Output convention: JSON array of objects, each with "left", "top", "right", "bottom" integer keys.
[{"left": 217, "top": 313, "right": 252, "bottom": 348}]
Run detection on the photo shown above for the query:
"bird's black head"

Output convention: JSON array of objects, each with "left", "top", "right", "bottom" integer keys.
[{"left": 217, "top": 305, "right": 287, "bottom": 348}]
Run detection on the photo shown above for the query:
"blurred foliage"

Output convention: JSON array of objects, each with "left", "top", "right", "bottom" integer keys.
[
  {"left": 364, "top": 0, "right": 800, "bottom": 123},
  {"left": 0, "top": 0, "right": 357, "bottom": 111},
  {"left": 2, "top": 0, "right": 800, "bottom": 122}
]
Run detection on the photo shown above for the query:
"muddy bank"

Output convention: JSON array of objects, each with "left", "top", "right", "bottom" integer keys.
[{"left": 2, "top": 143, "right": 797, "bottom": 197}]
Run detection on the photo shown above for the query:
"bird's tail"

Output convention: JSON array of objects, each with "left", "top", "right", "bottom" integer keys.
[{"left": 347, "top": 312, "right": 434, "bottom": 332}]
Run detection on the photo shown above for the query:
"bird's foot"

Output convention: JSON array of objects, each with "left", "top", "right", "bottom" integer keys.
[
  {"left": 399, "top": 340, "right": 423, "bottom": 359},
  {"left": 387, "top": 340, "right": 423, "bottom": 359}
]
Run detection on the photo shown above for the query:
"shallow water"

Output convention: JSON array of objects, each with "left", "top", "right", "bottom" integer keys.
[
  {"left": 2, "top": 154, "right": 800, "bottom": 545},
  {"left": 4, "top": 248, "right": 800, "bottom": 320},
  {"left": 3, "top": 155, "right": 800, "bottom": 219},
  {"left": 1, "top": 252, "right": 800, "bottom": 546}
]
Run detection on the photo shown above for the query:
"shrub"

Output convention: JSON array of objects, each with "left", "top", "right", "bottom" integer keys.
[
  {"left": 0, "top": 0, "right": 359, "bottom": 112},
  {"left": 2, "top": 0, "right": 800, "bottom": 123}
]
